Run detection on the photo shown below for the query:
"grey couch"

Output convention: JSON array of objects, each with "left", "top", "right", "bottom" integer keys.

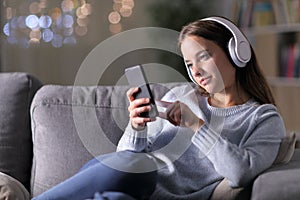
[{"left": 0, "top": 72, "right": 300, "bottom": 200}]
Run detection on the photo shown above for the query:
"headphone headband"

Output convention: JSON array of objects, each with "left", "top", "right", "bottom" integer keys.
[{"left": 201, "top": 16, "right": 251, "bottom": 67}]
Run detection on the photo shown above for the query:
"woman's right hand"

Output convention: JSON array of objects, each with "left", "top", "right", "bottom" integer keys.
[{"left": 127, "top": 87, "right": 154, "bottom": 130}]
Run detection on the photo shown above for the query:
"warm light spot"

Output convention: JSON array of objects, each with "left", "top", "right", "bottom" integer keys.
[
  {"left": 29, "top": 2, "right": 41, "bottom": 14},
  {"left": 113, "top": 3, "right": 122, "bottom": 12},
  {"left": 39, "top": 0, "right": 47, "bottom": 9},
  {"left": 76, "top": 7, "right": 85, "bottom": 19},
  {"left": 29, "top": 38, "right": 40, "bottom": 46},
  {"left": 109, "top": 23, "right": 122, "bottom": 34},
  {"left": 80, "top": 3, "right": 92, "bottom": 16},
  {"left": 108, "top": 11, "right": 121, "bottom": 24},
  {"left": 29, "top": 29, "right": 42, "bottom": 40},
  {"left": 50, "top": 7, "right": 62, "bottom": 20},
  {"left": 120, "top": 6, "right": 132, "bottom": 17},
  {"left": 6, "top": 7, "right": 13, "bottom": 19},
  {"left": 75, "top": 25, "right": 87, "bottom": 36},
  {"left": 77, "top": 17, "right": 89, "bottom": 27},
  {"left": 61, "top": 0, "right": 74, "bottom": 13},
  {"left": 122, "top": 0, "right": 134, "bottom": 9}
]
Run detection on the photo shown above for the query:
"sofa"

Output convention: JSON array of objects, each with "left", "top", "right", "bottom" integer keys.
[{"left": 0, "top": 72, "right": 300, "bottom": 200}]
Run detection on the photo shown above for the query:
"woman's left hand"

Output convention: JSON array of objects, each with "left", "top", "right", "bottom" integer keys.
[{"left": 156, "top": 100, "right": 204, "bottom": 132}]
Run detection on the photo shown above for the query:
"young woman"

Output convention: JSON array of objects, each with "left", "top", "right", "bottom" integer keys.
[
  {"left": 118, "top": 16, "right": 286, "bottom": 199},
  {"left": 33, "top": 16, "right": 285, "bottom": 200}
]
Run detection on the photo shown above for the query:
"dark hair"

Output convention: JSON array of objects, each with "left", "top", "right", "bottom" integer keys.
[{"left": 178, "top": 18, "right": 276, "bottom": 106}]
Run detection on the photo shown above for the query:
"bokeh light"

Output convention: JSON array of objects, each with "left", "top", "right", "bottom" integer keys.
[
  {"left": 26, "top": 15, "right": 39, "bottom": 29},
  {"left": 42, "top": 29, "right": 54, "bottom": 42},
  {"left": 108, "top": 11, "right": 121, "bottom": 24},
  {"left": 2, "top": 0, "right": 135, "bottom": 46},
  {"left": 109, "top": 23, "right": 122, "bottom": 34},
  {"left": 2, "top": 0, "right": 93, "bottom": 48},
  {"left": 108, "top": 0, "right": 135, "bottom": 34}
]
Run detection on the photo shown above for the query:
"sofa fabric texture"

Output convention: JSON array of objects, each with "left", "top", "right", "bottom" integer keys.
[
  {"left": 0, "top": 73, "right": 42, "bottom": 191},
  {"left": 251, "top": 149, "right": 300, "bottom": 200}
]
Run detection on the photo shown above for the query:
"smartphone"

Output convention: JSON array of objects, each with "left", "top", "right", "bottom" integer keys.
[{"left": 125, "top": 65, "right": 158, "bottom": 118}]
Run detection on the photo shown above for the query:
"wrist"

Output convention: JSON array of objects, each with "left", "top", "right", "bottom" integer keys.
[{"left": 132, "top": 122, "right": 146, "bottom": 131}]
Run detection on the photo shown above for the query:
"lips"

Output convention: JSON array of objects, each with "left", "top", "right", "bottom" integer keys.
[{"left": 199, "top": 76, "right": 211, "bottom": 86}]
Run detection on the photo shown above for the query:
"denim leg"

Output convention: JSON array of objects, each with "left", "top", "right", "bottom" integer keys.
[{"left": 32, "top": 151, "right": 157, "bottom": 200}]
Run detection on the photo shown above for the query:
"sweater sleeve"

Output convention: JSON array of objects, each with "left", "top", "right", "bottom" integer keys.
[
  {"left": 191, "top": 105, "right": 286, "bottom": 187},
  {"left": 116, "top": 122, "right": 148, "bottom": 152}
]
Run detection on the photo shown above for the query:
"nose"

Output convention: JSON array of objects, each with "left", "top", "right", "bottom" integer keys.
[{"left": 190, "top": 65, "right": 203, "bottom": 77}]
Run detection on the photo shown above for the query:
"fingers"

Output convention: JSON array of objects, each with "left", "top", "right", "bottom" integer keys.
[
  {"left": 126, "top": 87, "right": 157, "bottom": 129},
  {"left": 128, "top": 98, "right": 150, "bottom": 111},
  {"left": 129, "top": 105, "right": 151, "bottom": 118},
  {"left": 129, "top": 104, "right": 154, "bottom": 129},
  {"left": 165, "top": 101, "right": 182, "bottom": 126},
  {"left": 126, "top": 87, "right": 139, "bottom": 102},
  {"left": 156, "top": 100, "right": 181, "bottom": 126}
]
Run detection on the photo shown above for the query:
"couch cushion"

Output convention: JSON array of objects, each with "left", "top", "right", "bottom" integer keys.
[
  {"left": 0, "top": 73, "right": 42, "bottom": 191},
  {"left": 30, "top": 82, "right": 185, "bottom": 196},
  {"left": 251, "top": 149, "right": 300, "bottom": 200}
]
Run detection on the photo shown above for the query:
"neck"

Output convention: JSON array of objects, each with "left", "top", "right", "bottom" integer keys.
[{"left": 209, "top": 89, "right": 249, "bottom": 108}]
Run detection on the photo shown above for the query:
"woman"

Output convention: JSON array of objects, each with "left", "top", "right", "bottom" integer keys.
[
  {"left": 33, "top": 16, "right": 285, "bottom": 200},
  {"left": 118, "top": 16, "right": 285, "bottom": 199}
]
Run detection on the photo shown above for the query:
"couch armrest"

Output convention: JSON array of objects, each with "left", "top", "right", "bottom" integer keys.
[{"left": 251, "top": 149, "right": 300, "bottom": 200}]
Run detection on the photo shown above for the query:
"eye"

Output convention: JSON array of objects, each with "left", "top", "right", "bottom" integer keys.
[{"left": 197, "top": 51, "right": 210, "bottom": 62}]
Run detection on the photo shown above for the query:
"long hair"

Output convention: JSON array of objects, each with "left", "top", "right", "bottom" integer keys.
[{"left": 178, "top": 18, "right": 276, "bottom": 106}]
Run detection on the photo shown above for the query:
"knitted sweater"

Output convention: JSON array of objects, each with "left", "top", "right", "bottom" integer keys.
[{"left": 117, "top": 85, "right": 286, "bottom": 200}]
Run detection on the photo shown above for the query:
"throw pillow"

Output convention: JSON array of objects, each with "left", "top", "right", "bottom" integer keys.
[{"left": 0, "top": 73, "right": 42, "bottom": 190}]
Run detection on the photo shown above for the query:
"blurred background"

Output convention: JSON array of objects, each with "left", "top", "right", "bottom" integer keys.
[
  {"left": 1, "top": 0, "right": 300, "bottom": 132},
  {"left": 0, "top": 0, "right": 223, "bottom": 85}
]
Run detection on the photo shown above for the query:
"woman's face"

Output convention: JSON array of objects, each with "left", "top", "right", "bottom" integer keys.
[{"left": 180, "top": 35, "right": 236, "bottom": 94}]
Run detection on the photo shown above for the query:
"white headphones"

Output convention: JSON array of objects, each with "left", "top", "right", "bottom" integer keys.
[
  {"left": 201, "top": 16, "right": 251, "bottom": 67},
  {"left": 184, "top": 17, "right": 252, "bottom": 85}
]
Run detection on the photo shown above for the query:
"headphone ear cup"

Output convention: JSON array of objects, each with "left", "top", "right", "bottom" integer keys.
[{"left": 228, "top": 37, "right": 246, "bottom": 67}]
